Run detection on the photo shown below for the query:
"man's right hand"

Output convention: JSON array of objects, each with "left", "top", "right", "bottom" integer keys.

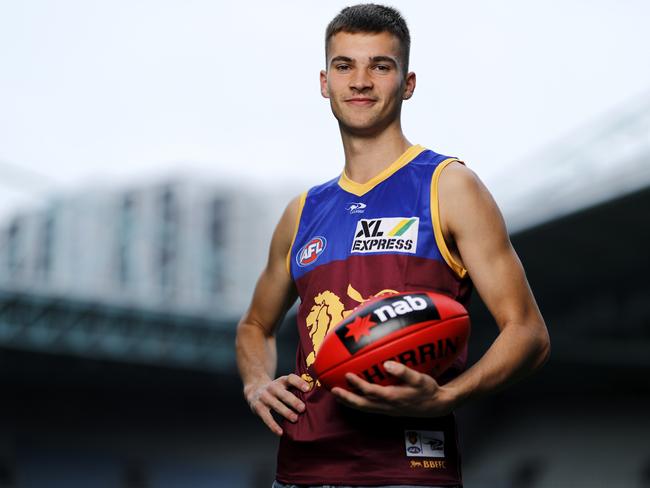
[
  {"left": 236, "top": 195, "right": 306, "bottom": 436},
  {"left": 245, "top": 373, "right": 311, "bottom": 436}
]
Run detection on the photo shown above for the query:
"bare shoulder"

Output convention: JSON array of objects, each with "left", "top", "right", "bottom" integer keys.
[
  {"left": 277, "top": 194, "right": 303, "bottom": 239},
  {"left": 437, "top": 160, "right": 507, "bottom": 242},
  {"left": 269, "top": 193, "right": 305, "bottom": 265},
  {"left": 438, "top": 161, "right": 485, "bottom": 199}
]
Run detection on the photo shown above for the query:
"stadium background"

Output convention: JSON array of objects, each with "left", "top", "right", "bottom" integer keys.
[{"left": 1, "top": 1, "right": 649, "bottom": 487}]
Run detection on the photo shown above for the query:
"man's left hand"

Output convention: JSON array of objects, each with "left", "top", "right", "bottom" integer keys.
[{"left": 331, "top": 361, "right": 457, "bottom": 417}]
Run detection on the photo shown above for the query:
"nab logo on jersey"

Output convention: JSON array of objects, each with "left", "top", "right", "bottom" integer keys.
[{"left": 297, "top": 236, "right": 327, "bottom": 267}]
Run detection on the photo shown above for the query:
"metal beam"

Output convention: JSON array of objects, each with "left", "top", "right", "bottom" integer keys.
[{"left": 0, "top": 289, "right": 238, "bottom": 373}]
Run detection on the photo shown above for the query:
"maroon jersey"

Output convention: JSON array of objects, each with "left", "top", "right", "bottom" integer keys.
[{"left": 278, "top": 146, "right": 472, "bottom": 486}]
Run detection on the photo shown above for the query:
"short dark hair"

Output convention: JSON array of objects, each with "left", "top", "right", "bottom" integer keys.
[{"left": 325, "top": 4, "right": 411, "bottom": 74}]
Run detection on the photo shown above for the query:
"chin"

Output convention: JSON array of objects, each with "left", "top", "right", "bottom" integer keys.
[
  {"left": 340, "top": 122, "right": 388, "bottom": 137},
  {"left": 332, "top": 104, "right": 399, "bottom": 136},
  {"left": 336, "top": 113, "right": 391, "bottom": 135},
  {"left": 333, "top": 112, "right": 376, "bottom": 130}
]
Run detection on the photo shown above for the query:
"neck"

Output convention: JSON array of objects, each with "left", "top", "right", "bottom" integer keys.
[{"left": 340, "top": 123, "right": 412, "bottom": 184}]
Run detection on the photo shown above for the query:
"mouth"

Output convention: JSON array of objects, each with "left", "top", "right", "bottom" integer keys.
[{"left": 345, "top": 98, "right": 377, "bottom": 106}]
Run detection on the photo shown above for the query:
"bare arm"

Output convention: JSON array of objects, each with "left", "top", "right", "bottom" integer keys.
[
  {"left": 236, "top": 195, "right": 310, "bottom": 435},
  {"left": 332, "top": 162, "right": 550, "bottom": 415},
  {"left": 438, "top": 162, "right": 550, "bottom": 405}
]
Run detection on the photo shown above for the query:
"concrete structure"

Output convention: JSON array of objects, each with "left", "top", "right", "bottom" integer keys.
[{"left": 0, "top": 177, "right": 291, "bottom": 320}]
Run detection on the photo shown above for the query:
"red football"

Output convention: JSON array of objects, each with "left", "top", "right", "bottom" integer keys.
[{"left": 311, "top": 290, "right": 470, "bottom": 390}]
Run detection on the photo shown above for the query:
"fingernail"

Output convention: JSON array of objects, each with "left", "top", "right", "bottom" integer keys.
[
  {"left": 297, "top": 403, "right": 305, "bottom": 412},
  {"left": 291, "top": 414, "right": 298, "bottom": 422},
  {"left": 384, "top": 361, "right": 395, "bottom": 371}
]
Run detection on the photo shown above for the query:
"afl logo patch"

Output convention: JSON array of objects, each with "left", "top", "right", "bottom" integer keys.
[{"left": 297, "top": 236, "right": 327, "bottom": 267}]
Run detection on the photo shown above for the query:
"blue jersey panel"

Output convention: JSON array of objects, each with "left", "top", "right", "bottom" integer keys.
[{"left": 291, "top": 148, "right": 453, "bottom": 281}]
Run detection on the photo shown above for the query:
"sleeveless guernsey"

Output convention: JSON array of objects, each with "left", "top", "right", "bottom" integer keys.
[{"left": 279, "top": 145, "right": 472, "bottom": 486}]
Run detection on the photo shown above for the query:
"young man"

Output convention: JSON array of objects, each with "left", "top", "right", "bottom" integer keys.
[{"left": 236, "top": 4, "right": 550, "bottom": 487}]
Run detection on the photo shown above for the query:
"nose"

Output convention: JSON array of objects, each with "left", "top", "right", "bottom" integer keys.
[{"left": 349, "top": 67, "right": 373, "bottom": 92}]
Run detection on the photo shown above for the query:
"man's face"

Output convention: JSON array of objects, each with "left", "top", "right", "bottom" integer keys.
[{"left": 320, "top": 31, "right": 415, "bottom": 136}]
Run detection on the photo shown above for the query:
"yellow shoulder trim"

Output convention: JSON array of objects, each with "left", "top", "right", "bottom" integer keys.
[
  {"left": 431, "top": 158, "right": 468, "bottom": 279},
  {"left": 286, "top": 192, "right": 307, "bottom": 276},
  {"left": 338, "top": 144, "right": 426, "bottom": 196}
]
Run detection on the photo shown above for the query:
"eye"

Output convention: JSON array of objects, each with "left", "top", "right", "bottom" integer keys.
[
  {"left": 373, "top": 64, "right": 391, "bottom": 72},
  {"left": 335, "top": 63, "right": 351, "bottom": 72}
]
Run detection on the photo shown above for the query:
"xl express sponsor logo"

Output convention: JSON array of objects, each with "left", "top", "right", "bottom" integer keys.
[{"left": 351, "top": 217, "right": 418, "bottom": 254}]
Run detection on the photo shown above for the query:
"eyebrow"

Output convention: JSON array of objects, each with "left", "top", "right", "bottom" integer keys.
[
  {"left": 330, "top": 56, "right": 354, "bottom": 65},
  {"left": 329, "top": 55, "right": 398, "bottom": 67},
  {"left": 369, "top": 56, "right": 398, "bottom": 66}
]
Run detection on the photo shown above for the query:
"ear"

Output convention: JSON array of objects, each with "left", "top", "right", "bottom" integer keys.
[
  {"left": 320, "top": 70, "right": 330, "bottom": 99},
  {"left": 402, "top": 71, "right": 416, "bottom": 100}
]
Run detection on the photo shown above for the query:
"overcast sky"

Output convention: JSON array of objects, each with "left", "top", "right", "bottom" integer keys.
[{"left": 1, "top": 0, "right": 649, "bottom": 220}]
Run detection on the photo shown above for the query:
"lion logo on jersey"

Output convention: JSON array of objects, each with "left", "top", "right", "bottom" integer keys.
[{"left": 301, "top": 284, "right": 398, "bottom": 388}]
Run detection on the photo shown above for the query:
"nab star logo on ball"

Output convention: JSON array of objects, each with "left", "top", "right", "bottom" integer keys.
[
  {"left": 297, "top": 236, "right": 327, "bottom": 267},
  {"left": 335, "top": 293, "right": 439, "bottom": 354}
]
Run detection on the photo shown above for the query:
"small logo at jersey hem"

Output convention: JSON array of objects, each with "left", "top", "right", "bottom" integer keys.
[
  {"left": 345, "top": 202, "right": 367, "bottom": 214},
  {"left": 405, "top": 430, "right": 445, "bottom": 458},
  {"left": 296, "top": 236, "right": 327, "bottom": 267}
]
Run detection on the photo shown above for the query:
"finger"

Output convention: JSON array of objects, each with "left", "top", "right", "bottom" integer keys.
[
  {"left": 257, "top": 406, "right": 284, "bottom": 436},
  {"left": 265, "top": 394, "right": 299, "bottom": 422},
  {"left": 285, "top": 373, "right": 312, "bottom": 393},
  {"left": 331, "top": 386, "right": 367, "bottom": 408},
  {"left": 271, "top": 384, "right": 306, "bottom": 413},
  {"left": 383, "top": 361, "right": 425, "bottom": 386},
  {"left": 331, "top": 386, "right": 386, "bottom": 413},
  {"left": 344, "top": 373, "right": 391, "bottom": 400},
  {"left": 332, "top": 385, "right": 407, "bottom": 416}
]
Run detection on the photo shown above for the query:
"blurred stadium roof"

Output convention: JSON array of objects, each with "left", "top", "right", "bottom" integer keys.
[{"left": 493, "top": 90, "right": 650, "bottom": 232}]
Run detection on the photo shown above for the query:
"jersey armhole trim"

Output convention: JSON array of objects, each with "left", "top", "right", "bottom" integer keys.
[
  {"left": 431, "top": 158, "right": 468, "bottom": 279},
  {"left": 286, "top": 191, "right": 307, "bottom": 277}
]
